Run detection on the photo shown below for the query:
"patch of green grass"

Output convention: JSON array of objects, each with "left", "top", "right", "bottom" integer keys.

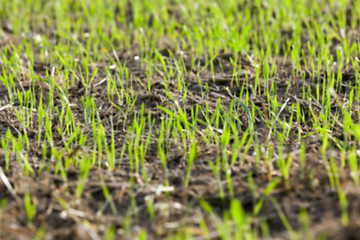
[{"left": 0, "top": 0, "right": 360, "bottom": 239}]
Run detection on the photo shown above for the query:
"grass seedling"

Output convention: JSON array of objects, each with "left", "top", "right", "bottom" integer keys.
[
  {"left": 209, "top": 155, "right": 225, "bottom": 202},
  {"left": 276, "top": 137, "right": 292, "bottom": 188},
  {"left": 184, "top": 139, "right": 197, "bottom": 188},
  {"left": 300, "top": 142, "right": 306, "bottom": 180},
  {"left": 348, "top": 149, "right": 359, "bottom": 187},
  {"left": 75, "top": 155, "right": 91, "bottom": 201},
  {"left": 158, "top": 119, "right": 169, "bottom": 187},
  {"left": 103, "top": 226, "right": 117, "bottom": 240},
  {"left": 100, "top": 176, "right": 118, "bottom": 215},
  {"left": 270, "top": 197, "right": 293, "bottom": 234},
  {"left": 24, "top": 192, "right": 36, "bottom": 224},
  {"left": 253, "top": 178, "right": 280, "bottom": 216},
  {"left": 338, "top": 189, "right": 349, "bottom": 226},
  {"left": 0, "top": 198, "right": 7, "bottom": 234}
]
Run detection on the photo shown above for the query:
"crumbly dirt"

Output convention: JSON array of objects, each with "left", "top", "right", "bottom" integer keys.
[{"left": 1, "top": 4, "right": 360, "bottom": 240}]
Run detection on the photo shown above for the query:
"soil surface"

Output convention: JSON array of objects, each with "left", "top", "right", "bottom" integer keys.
[{"left": 1, "top": 2, "right": 360, "bottom": 240}]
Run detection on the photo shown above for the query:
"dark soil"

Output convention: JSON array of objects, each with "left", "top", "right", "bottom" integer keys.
[{"left": 1, "top": 4, "right": 360, "bottom": 240}]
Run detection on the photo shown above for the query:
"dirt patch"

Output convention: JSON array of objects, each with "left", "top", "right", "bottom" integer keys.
[{"left": 1, "top": 2, "right": 360, "bottom": 240}]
